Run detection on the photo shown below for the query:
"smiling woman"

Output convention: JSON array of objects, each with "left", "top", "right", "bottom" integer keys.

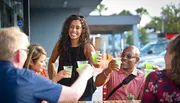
[
  {"left": 23, "top": 44, "right": 48, "bottom": 78},
  {"left": 48, "top": 14, "right": 102, "bottom": 101}
]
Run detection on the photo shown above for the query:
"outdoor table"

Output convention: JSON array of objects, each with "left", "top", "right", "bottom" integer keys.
[{"left": 60, "top": 100, "right": 141, "bottom": 103}]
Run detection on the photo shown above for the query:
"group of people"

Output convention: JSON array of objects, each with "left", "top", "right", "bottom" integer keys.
[{"left": 0, "top": 14, "right": 180, "bottom": 103}]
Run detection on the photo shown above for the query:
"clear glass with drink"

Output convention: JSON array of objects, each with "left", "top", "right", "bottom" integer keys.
[
  {"left": 63, "top": 66, "right": 73, "bottom": 78},
  {"left": 77, "top": 61, "right": 88, "bottom": 70}
]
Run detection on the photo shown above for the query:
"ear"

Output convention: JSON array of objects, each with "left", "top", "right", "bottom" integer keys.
[
  {"left": 135, "top": 57, "right": 140, "bottom": 64},
  {"left": 16, "top": 50, "right": 21, "bottom": 62}
]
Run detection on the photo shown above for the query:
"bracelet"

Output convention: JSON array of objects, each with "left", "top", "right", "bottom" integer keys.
[{"left": 103, "top": 69, "right": 108, "bottom": 78}]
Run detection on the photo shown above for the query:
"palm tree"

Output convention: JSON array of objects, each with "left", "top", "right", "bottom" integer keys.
[
  {"left": 135, "top": 7, "right": 150, "bottom": 45},
  {"left": 135, "top": 7, "right": 149, "bottom": 17},
  {"left": 95, "top": 4, "right": 108, "bottom": 16}
]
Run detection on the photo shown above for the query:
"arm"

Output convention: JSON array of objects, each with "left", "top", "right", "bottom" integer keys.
[
  {"left": 84, "top": 43, "right": 100, "bottom": 68},
  {"left": 48, "top": 41, "right": 60, "bottom": 79},
  {"left": 95, "top": 60, "right": 119, "bottom": 87},
  {"left": 33, "top": 64, "right": 93, "bottom": 102},
  {"left": 58, "top": 64, "right": 93, "bottom": 102},
  {"left": 95, "top": 68, "right": 111, "bottom": 87},
  {"left": 52, "top": 70, "right": 68, "bottom": 82}
]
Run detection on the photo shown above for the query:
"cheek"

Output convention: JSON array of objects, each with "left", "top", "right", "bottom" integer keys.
[
  {"left": 68, "top": 29, "right": 71, "bottom": 35},
  {"left": 78, "top": 29, "right": 82, "bottom": 35}
]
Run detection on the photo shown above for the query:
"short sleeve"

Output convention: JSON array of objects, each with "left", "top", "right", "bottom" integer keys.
[
  {"left": 17, "top": 69, "right": 62, "bottom": 103},
  {"left": 32, "top": 74, "right": 62, "bottom": 103}
]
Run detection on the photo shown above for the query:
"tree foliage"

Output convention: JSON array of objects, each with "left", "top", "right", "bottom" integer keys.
[
  {"left": 147, "top": 3, "right": 180, "bottom": 33},
  {"left": 95, "top": 4, "right": 108, "bottom": 16},
  {"left": 112, "top": 9, "right": 132, "bottom": 15},
  {"left": 126, "top": 31, "right": 133, "bottom": 45},
  {"left": 135, "top": 7, "right": 149, "bottom": 17},
  {"left": 135, "top": 7, "right": 150, "bottom": 45},
  {"left": 118, "top": 10, "right": 133, "bottom": 15},
  {"left": 139, "top": 28, "right": 150, "bottom": 45}
]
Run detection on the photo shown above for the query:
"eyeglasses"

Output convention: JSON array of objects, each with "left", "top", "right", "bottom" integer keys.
[
  {"left": 21, "top": 49, "right": 29, "bottom": 54},
  {"left": 121, "top": 53, "right": 138, "bottom": 59}
]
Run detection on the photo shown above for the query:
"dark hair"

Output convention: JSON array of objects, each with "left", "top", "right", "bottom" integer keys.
[
  {"left": 167, "top": 34, "right": 180, "bottom": 85},
  {"left": 58, "top": 14, "right": 91, "bottom": 61}
]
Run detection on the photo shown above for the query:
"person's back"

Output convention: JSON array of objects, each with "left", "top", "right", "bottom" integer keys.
[
  {"left": 0, "top": 61, "right": 62, "bottom": 103},
  {"left": 0, "top": 27, "right": 94, "bottom": 103},
  {"left": 0, "top": 61, "right": 17, "bottom": 103}
]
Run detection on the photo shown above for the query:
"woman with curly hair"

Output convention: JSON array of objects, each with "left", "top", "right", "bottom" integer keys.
[
  {"left": 48, "top": 14, "right": 101, "bottom": 101},
  {"left": 141, "top": 34, "right": 180, "bottom": 103}
]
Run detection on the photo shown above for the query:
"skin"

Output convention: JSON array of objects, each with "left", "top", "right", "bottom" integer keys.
[
  {"left": 164, "top": 45, "right": 174, "bottom": 70},
  {"left": 95, "top": 46, "right": 140, "bottom": 86},
  {"left": 3, "top": 27, "right": 93, "bottom": 102},
  {"left": 30, "top": 54, "right": 46, "bottom": 73},
  {"left": 69, "top": 20, "right": 82, "bottom": 42},
  {"left": 48, "top": 20, "right": 101, "bottom": 79}
]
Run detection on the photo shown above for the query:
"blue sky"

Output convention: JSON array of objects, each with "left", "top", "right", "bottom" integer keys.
[{"left": 90, "top": 0, "right": 180, "bottom": 26}]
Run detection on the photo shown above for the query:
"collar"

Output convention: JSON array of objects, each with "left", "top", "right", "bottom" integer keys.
[{"left": 119, "top": 68, "right": 138, "bottom": 76}]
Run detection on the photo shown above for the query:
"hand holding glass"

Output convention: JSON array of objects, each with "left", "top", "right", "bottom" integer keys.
[
  {"left": 63, "top": 66, "right": 72, "bottom": 78},
  {"left": 77, "top": 61, "right": 88, "bottom": 70},
  {"left": 145, "top": 62, "right": 153, "bottom": 69},
  {"left": 91, "top": 51, "right": 101, "bottom": 64},
  {"left": 113, "top": 58, "right": 121, "bottom": 67}
]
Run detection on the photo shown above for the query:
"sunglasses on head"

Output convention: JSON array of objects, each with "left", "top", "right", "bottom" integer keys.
[{"left": 70, "top": 14, "right": 84, "bottom": 18}]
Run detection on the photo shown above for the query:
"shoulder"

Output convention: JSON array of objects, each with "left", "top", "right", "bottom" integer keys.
[
  {"left": 17, "top": 68, "right": 62, "bottom": 89},
  {"left": 84, "top": 43, "right": 94, "bottom": 50},
  {"left": 55, "top": 40, "right": 60, "bottom": 47},
  {"left": 16, "top": 69, "right": 37, "bottom": 82},
  {"left": 146, "top": 70, "right": 166, "bottom": 82},
  {"left": 137, "top": 69, "right": 145, "bottom": 78},
  {"left": 17, "top": 69, "right": 62, "bottom": 103},
  {"left": 83, "top": 43, "right": 95, "bottom": 55}
]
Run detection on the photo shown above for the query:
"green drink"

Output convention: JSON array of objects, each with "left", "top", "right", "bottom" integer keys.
[
  {"left": 91, "top": 51, "right": 100, "bottom": 64},
  {"left": 145, "top": 62, "right": 153, "bottom": 69},
  {"left": 77, "top": 61, "right": 88, "bottom": 70},
  {"left": 63, "top": 66, "right": 72, "bottom": 78},
  {"left": 113, "top": 58, "right": 121, "bottom": 67}
]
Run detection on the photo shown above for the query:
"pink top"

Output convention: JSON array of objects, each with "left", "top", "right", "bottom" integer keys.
[{"left": 106, "top": 68, "right": 145, "bottom": 100}]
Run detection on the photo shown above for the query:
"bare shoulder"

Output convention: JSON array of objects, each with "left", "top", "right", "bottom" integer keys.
[
  {"left": 84, "top": 43, "right": 94, "bottom": 51},
  {"left": 84, "top": 43, "right": 95, "bottom": 57}
]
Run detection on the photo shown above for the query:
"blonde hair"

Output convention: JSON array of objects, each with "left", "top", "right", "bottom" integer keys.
[
  {"left": 0, "top": 27, "right": 29, "bottom": 61},
  {"left": 23, "top": 44, "right": 47, "bottom": 69}
]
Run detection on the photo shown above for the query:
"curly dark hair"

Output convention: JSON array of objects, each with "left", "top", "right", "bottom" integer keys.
[
  {"left": 58, "top": 14, "right": 91, "bottom": 61},
  {"left": 167, "top": 34, "right": 180, "bottom": 85}
]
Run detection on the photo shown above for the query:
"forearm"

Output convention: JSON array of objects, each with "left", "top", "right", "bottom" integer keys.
[
  {"left": 52, "top": 75, "right": 63, "bottom": 83},
  {"left": 58, "top": 75, "right": 89, "bottom": 101},
  {"left": 95, "top": 68, "right": 111, "bottom": 87},
  {"left": 48, "top": 62, "right": 57, "bottom": 79}
]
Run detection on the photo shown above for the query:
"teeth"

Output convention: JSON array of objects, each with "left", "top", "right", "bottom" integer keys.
[{"left": 72, "top": 33, "right": 76, "bottom": 35}]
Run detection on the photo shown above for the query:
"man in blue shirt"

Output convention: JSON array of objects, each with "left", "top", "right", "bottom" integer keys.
[{"left": 0, "top": 27, "right": 93, "bottom": 103}]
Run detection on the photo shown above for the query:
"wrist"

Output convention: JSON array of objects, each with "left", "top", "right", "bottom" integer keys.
[
  {"left": 103, "top": 68, "right": 111, "bottom": 77},
  {"left": 52, "top": 76, "right": 57, "bottom": 82}
]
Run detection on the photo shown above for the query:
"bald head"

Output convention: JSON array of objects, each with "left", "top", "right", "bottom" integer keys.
[{"left": 123, "top": 46, "right": 140, "bottom": 57}]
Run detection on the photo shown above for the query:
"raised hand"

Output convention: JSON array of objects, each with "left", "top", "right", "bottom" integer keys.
[
  {"left": 76, "top": 64, "right": 93, "bottom": 80},
  {"left": 107, "top": 59, "right": 120, "bottom": 72},
  {"left": 52, "top": 70, "right": 69, "bottom": 82}
]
